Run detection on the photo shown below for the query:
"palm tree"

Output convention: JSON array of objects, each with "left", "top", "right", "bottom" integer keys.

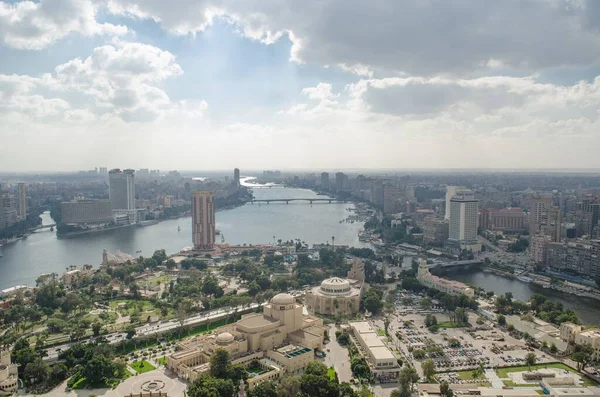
[
  {"left": 525, "top": 352, "right": 537, "bottom": 371},
  {"left": 332, "top": 236, "right": 335, "bottom": 248}
]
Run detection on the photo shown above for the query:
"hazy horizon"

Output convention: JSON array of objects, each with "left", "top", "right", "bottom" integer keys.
[{"left": 3, "top": 0, "right": 600, "bottom": 171}]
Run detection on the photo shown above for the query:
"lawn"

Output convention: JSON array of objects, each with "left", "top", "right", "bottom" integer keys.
[
  {"left": 157, "top": 356, "right": 167, "bottom": 366},
  {"left": 328, "top": 367, "right": 337, "bottom": 381},
  {"left": 437, "top": 321, "right": 467, "bottom": 328},
  {"left": 497, "top": 363, "right": 599, "bottom": 387},
  {"left": 451, "top": 369, "right": 486, "bottom": 380},
  {"left": 377, "top": 329, "right": 386, "bottom": 336},
  {"left": 131, "top": 360, "right": 156, "bottom": 374}
]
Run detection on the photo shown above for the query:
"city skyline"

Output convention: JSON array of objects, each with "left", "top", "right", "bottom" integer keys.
[{"left": 3, "top": 1, "right": 600, "bottom": 171}]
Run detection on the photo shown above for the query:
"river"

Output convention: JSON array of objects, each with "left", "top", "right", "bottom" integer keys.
[
  {"left": 446, "top": 271, "right": 600, "bottom": 325},
  {"left": 0, "top": 186, "right": 368, "bottom": 290}
]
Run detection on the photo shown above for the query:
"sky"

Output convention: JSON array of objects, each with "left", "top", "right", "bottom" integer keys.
[{"left": 2, "top": 0, "right": 600, "bottom": 172}]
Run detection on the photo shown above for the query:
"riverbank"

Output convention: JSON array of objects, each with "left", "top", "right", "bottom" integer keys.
[
  {"left": 447, "top": 270, "right": 600, "bottom": 325},
  {"left": 482, "top": 266, "right": 600, "bottom": 302}
]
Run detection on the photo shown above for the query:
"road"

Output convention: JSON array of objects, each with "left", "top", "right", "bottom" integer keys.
[{"left": 44, "top": 302, "right": 261, "bottom": 360}]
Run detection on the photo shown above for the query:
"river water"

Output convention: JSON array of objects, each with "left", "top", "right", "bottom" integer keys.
[
  {"left": 2, "top": 184, "right": 599, "bottom": 325},
  {"left": 0, "top": 187, "right": 367, "bottom": 290},
  {"left": 446, "top": 271, "right": 600, "bottom": 325}
]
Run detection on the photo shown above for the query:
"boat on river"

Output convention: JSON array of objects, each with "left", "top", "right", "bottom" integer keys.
[{"left": 517, "top": 276, "right": 532, "bottom": 283}]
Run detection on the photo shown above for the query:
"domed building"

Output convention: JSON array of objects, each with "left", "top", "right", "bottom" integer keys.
[
  {"left": 305, "top": 277, "right": 361, "bottom": 315},
  {"left": 167, "top": 293, "right": 326, "bottom": 390}
]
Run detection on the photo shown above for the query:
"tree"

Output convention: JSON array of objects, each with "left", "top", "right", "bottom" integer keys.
[
  {"left": 92, "top": 322, "right": 102, "bottom": 337},
  {"left": 550, "top": 343, "right": 558, "bottom": 354},
  {"left": 422, "top": 358, "right": 436, "bottom": 382},
  {"left": 572, "top": 344, "right": 594, "bottom": 371},
  {"left": 525, "top": 352, "right": 537, "bottom": 371},
  {"left": 421, "top": 296, "right": 433, "bottom": 310},
  {"left": 454, "top": 307, "right": 467, "bottom": 324},
  {"left": 497, "top": 314, "right": 506, "bottom": 326},
  {"left": 278, "top": 375, "right": 301, "bottom": 397},
  {"left": 83, "top": 355, "right": 115, "bottom": 384},
  {"left": 399, "top": 366, "right": 419, "bottom": 391},
  {"left": 51, "top": 362, "right": 69, "bottom": 382},
  {"left": 249, "top": 380, "right": 278, "bottom": 397},
  {"left": 188, "top": 375, "right": 235, "bottom": 397},
  {"left": 440, "top": 381, "right": 451, "bottom": 397},
  {"left": 305, "top": 361, "right": 328, "bottom": 376},
  {"left": 300, "top": 374, "right": 339, "bottom": 397},
  {"left": 384, "top": 316, "right": 391, "bottom": 336},
  {"left": 24, "top": 358, "right": 50, "bottom": 384},
  {"left": 209, "top": 348, "right": 231, "bottom": 379}
]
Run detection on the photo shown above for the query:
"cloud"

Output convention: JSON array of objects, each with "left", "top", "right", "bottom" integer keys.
[
  {"left": 0, "top": 0, "right": 127, "bottom": 50},
  {"left": 0, "top": 41, "right": 204, "bottom": 123},
  {"left": 105, "top": 0, "right": 600, "bottom": 74}
]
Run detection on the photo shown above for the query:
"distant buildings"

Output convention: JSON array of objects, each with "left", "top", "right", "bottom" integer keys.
[
  {"left": 447, "top": 189, "right": 480, "bottom": 252},
  {"left": 478, "top": 208, "right": 527, "bottom": 233},
  {"left": 109, "top": 168, "right": 137, "bottom": 223},
  {"left": 545, "top": 240, "right": 600, "bottom": 279},
  {"left": 0, "top": 193, "right": 17, "bottom": 230},
  {"left": 233, "top": 168, "right": 240, "bottom": 187},
  {"left": 422, "top": 216, "right": 449, "bottom": 247},
  {"left": 530, "top": 234, "right": 551, "bottom": 264},
  {"left": 192, "top": 191, "right": 215, "bottom": 250},
  {"left": 335, "top": 172, "right": 349, "bottom": 193},
  {"left": 382, "top": 183, "right": 398, "bottom": 214},
  {"left": 17, "top": 182, "right": 26, "bottom": 221},
  {"left": 61, "top": 199, "right": 113, "bottom": 225},
  {"left": 320, "top": 172, "right": 329, "bottom": 190},
  {"left": 0, "top": 349, "right": 18, "bottom": 394},
  {"left": 417, "top": 258, "right": 474, "bottom": 297}
]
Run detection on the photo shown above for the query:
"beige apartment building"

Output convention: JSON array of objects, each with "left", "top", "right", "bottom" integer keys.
[
  {"left": 348, "top": 321, "right": 400, "bottom": 383},
  {"left": 192, "top": 191, "right": 215, "bottom": 250}
]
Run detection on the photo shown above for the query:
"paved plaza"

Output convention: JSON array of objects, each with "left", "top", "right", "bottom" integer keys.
[{"left": 18, "top": 370, "right": 188, "bottom": 397}]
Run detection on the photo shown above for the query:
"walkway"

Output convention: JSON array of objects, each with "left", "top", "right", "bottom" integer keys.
[{"left": 485, "top": 369, "right": 504, "bottom": 388}]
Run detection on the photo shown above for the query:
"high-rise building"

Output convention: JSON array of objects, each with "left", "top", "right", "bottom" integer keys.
[
  {"left": 445, "top": 186, "right": 459, "bottom": 220},
  {"left": 17, "top": 182, "right": 26, "bottom": 220},
  {"left": 192, "top": 191, "right": 215, "bottom": 250},
  {"left": 109, "top": 169, "right": 136, "bottom": 211},
  {"left": 447, "top": 189, "right": 480, "bottom": 252},
  {"left": 233, "top": 168, "right": 240, "bottom": 187},
  {"left": 109, "top": 169, "right": 137, "bottom": 224},
  {"left": 382, "top": 183, "right": 398, "bottom": 214},
  {"left": 320, "top": 172, "right": 330, "bottom": 189},
  {"left": 544, "top": 206, "right": 562, "bottom": 242},
  {"left": 335, "top": 172, "right": 348, "bottom": 192},
  {"left": 529, "top": 196, "right": 553, "bottom": 235}
]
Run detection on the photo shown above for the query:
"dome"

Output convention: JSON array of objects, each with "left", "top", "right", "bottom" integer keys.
[
  {"left": 216, "top": 332, "right": 234, "bottom": 344},
  {"left": 271, "top": 293, "right": 295, "bottom": 305},
  {"left": 320, "top": 277, "right": 351, "bottom": 294}
]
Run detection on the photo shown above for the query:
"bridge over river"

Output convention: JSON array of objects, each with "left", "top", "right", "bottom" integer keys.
[{"left": 251, "top": 198, "right": 347, "bottom": 204}]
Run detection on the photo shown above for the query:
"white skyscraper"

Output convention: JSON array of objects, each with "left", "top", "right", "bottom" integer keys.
[
  {"left": 447, "top": 189, "right": 480, "bottom": 252},
  {"left": 445, "top": 185, "right": 459, "bottom": 220},
  {"left": 109, "top": 169, "right": 137, "bottom": 223}
]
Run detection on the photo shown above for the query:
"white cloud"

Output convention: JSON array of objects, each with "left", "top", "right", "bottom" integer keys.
[
  {"left": 0, "top": 41, "right": 204, "bottom": 123},
  {"left": 0, "top": 0, "right": 127, "bottom": 50}
]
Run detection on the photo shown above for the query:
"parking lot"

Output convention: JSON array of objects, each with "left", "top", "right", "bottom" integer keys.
[{"left": 381, "top": 291, "right": 553, "bottom": 381}]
